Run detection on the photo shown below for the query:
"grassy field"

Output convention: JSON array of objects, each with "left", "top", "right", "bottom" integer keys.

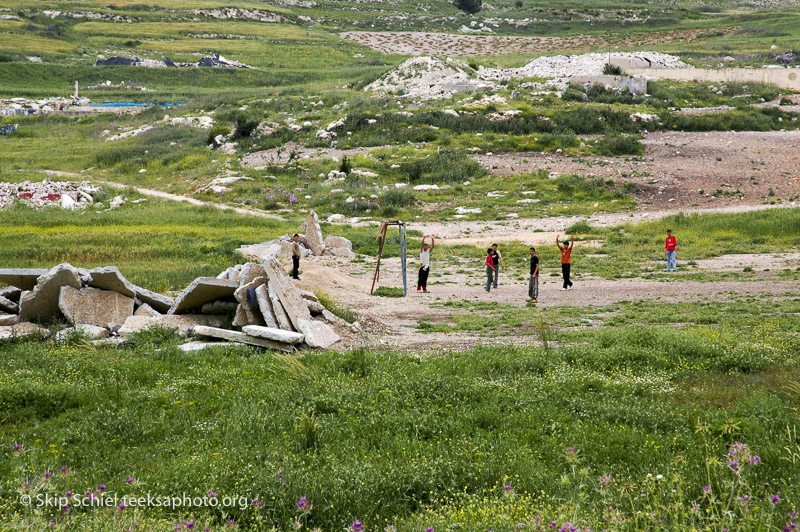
[{"left": 2, "top": 296, "right": 800, "bottom": 530}]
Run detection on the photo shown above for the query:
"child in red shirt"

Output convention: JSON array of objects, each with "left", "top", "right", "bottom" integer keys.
[{"left": 665, "top": 229, "right": 677, "bottom": 272}]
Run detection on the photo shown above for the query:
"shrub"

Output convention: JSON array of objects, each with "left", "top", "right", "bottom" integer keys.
[
  {"left": 400, "top": 149, "right": 484, "bottom": 183},
  {"left": 315, "top": 291, "right": 357, "bottom": 324},
  {"left": 372, "top": 286, "right": 405, "bottom": 297},
  {"left": 207, "top": 125, "right": 230, "bottom": 147},
  {"left": 339, "top": 155, "right": 352, "bottom": 175},
  {"left": 454, "top": 0, "right": 482, "bottom": 14},
  {"left": 594, "top": 135, "right": 645, "bottom": 156},
  {"left": 232, "top": 112, "right": 259, "bottom": 139},
  {"left": 380, "top": 187, "right": 415, "bottom": 208},
  {"left": 603, "top": 63, "right": 623, "bottom": 75}
]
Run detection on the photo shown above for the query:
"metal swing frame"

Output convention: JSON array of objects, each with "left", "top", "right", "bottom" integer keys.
[{"left": 370, "top": 220, "right": 408, "bottom": 297}]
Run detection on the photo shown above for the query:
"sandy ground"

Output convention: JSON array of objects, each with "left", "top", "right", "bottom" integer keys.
[
  {"left": 475, "top": 130, "right": 800, "bottom": 211},
  {"left": 292, "top": 254, "right": 799, "bottom": 352},
  {"left": 339, "top": 29, "right": 725, "bottom": 57}
]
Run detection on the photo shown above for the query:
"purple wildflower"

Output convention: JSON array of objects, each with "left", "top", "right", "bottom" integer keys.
[
  {"left": 126, "top": 477, "right": 134, "bottom": 484},
  {"left": 750, "top": 456, "right": 761, "bottom": 465},
  {"left": 351, "top": 521, "right": 362, "bottom": 532},
  {"left": 773, "top": 495, "right": 781, "bottom": 504}
]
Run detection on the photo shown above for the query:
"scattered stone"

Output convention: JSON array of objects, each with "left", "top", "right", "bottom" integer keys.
[
  {"left": 56, "top": 324, "right": 109, "bottom": 342},
  {"left": 134, "top": 303, "right": 161, "bottom": 317},
  {"left": 304, "top": 211, "right": 325, "bottom": 256},
  {"left": 0, "top": 313, "right": 18, "bottom": 326},
  {"left": 87, "top": 266, "right": 136, "bottom": 297},
  {"left": 298, "top": 289, "right": 318, "bottom": 302},
  {"left": 0, "top": 322, "right": 50, "bottom": 340},
  {"left": 297, "top": 319, "right": 340, "bottom": 349},
  {"left": 307, "top": 299, "right": 325, "bottom": 316},
  {"left": 168, "top": 277, "right": 239, "bottom": 314},
  {"left": 255, "top": 284, "right": 279, "bottom": 329},
  {"left": 191, "top": 325, "right": 293, "bottom": 352},
  {"left": 0, "top": 268, "right": 49, "bottom": 290},
  {"left": 201, "top": 300, "right": 237, "bottom": 315},
  {"left": 0, "top": 295, "right": 18, "bottom": 314},
  {"left": 19, "top": 263, "right": 82, "bottom": 321},
  {"left": 262, "top": 257, "right": 312, "bottom": 330},
  {"left": 59, "top": 286, "right": 135, "bottom": 328},
  {"left": 242, "top": 325, "right": 304, "bottom": 345},
  {"left": 323, "top": 236, "right": 353, "bottom": 256},
  {"left": 118, "top": 314, "right": 223, "bottom": 336}
]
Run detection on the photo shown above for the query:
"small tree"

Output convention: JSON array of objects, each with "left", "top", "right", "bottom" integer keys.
[
  {"left": 339, "top": 155, "right": 352, "bottom": 175},
  {"left": 455, "top": 0, "right": 482, "bottom": 15}
]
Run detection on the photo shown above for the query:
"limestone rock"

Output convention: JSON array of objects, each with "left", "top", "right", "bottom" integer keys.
[
  {"left": 255, "top": 284, "right": 279, "bottom": 328},
  {"left": 0, "top": 268, "right": 49, "bottom": 290},
  {"left": 87, "top": 266, "right": 136, "bottom": 297},
  {"left": 304, "top": 210, "right": 325, "bottom": 256},
  {"left": 19, "top": 263, "right": 82, "bottom": 321},
  {"left": 233, "top": 277, "right": 266, "bottom": 326},
  {"left": 118, "top": 314, "right": 223, "bottom": 336},
  {"left": 262, "top": 257, "right": 312, "bottom": 330},
  {"left": 133, "top": 286, "right": 174, "bottom": 314},
  {"left": 268, "top": 282, "right": 293, "bottom": 330},
  {"left": 201, "top": 300, "right": 237, "bottom": 315},
  {"left": 238, "top": 262, "right": 266, "bottom": 286},
  {"left": 169, "top": 277, "right": 239, "bottom": 314},
  {"left": 307, "top": 299, "right": 325, "bottom": 316},
  {"left": 178, "top": 340, "right": 241, "bottom": 352},
  {"left": 297, "top": 319, "right": 340, "bottom": 349},
  {"left": 59, "top": 286, "right": 134, "bottom": 327},
  {"left": 0, "top": 313, "right": 19, "bottom": 326},
  {"left": 0, "top": 286, "right": 22, "bottom": 302},
  {"left": 242, "top": 325, "right": 304, "bottom": 345},
  {"left": 134, "top": 303, "right": 161, "bottom": 317},
  {"left": 232, "top": 304, "right": 248, "bottom": 327},
  {"left": 323, "top": 235, "right": 353, "bottom": 257},
  {"left": 298, "top": 289, "right": 318, "bottom": 302},
  {"left": 0, "top": 322, "right": 50, "bottom": 341},
  {"left": 0, "top": 295, "right": 18, "bottom": 314},
  {"left": 191, "top": 325, "right": 294, "bottom": 352},
  {"left": 56, "top": 324, "right": 110, "bottom": 342}
]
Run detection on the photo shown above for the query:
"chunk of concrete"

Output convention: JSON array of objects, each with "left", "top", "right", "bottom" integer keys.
[
  {"left": 297, "top": 319, "right": 340, "bottom": 349},
  {"left": 201, "top": 300, "right": 237, "bottom": 315},
  {"left": 118, "top": 314, "right": 223, "bottom": 336},
  {"left": 304, "top": 210, "right": 325, "bottom": 256},
  {"left": 307, "top": 299, "right": 325, "bottom": 316},
  {"left": 254, "top": 284, "right": 279, "bottom": 328},
  {"left": 191, "top": 325, "right": 293, "bottom": 353},
  {"left": 87, "top": 266, "right": 136, "bottom": 297},
  {"left": 0, "top": 295, "right": 18, "bottom": 314},
  {"left": 232, "top": 304, "right": 248, "bottom": 327},
  {"left": 242, "top": 325, "right": 304, "bottom": 345},
  {"left": 238, "top": 262, "right": 266, "bottom": 286},
  {"left": 267, "top": 280, "right": 293, "bottom": 331},
  {"left": 134, "top": 287, "right": 174, "bottom": 314},
  {"left": 0, "top": 268, "right": 48, "bottom": 290},
  {"left": 262, "top": 257, "right": 311, "bottom": 330},
  {"left": 134, "top": 303, "right": 161, "bottom": 317},
  {"left": 0, "top": 286, "right": 22, "bottom": 302},
  {"left": 19, "top": 263, "right": 82, "bottom": 321},
  {"left": 178, "top": 340, "right": 243, "bottom": 353},
  {"left": 323, "top": 235, "right": 352, "bottom": 253},
  {"left": 59, "top": 286, "right": 134, "bottom": 328},
  {"left": 298, "top": 289, "right": 318, "bottom": 302},
  {"left": 234, "top": 278, "right": 266, "bottom": 326},
  {"left": 56, "top": 324, "right": 110, "bottom": 342},
  {"left": 0, "top": 322, "right": 50, "bottom": 340},
  {"left": 168, "top": 277, "right": 239, "bottom": 314},
  {"left": 0, "top": 313, "right": 19, "bottom": 326}
]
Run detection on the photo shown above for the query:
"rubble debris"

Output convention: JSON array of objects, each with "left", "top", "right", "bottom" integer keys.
[
  {"left": 191, "top": 325, "right": 294, "bottom": 352},
  {"left": 0, "top": 295, "right": 19, "bottom": 314},
  {"left": 303, "top": 211, "right": 326, "bottom": 256},
  {"left": 0, "top": 322, "right": 50, "bottom": 341},
  {"left": 19, "top": 263, "right": 82, "bottom": 321},
  {"left": 56, "top": 324, "right": 109, "bottom": 342},
  {"left": 58, "top": 286, "right": 134, "bottom": 328},
  {"left": 178, "top": 340, "right": 238, "bottom": 352},
  {"left": 0, "top": 313, "right": 19, "bottom": 326},
  {"left": 134, "top": 303, "right": 161, "bottom": 317},
  {"left": 262, "top": 257, "right": 312, "bottom": 330},
  {"left": 242, "top": 325, "right": 304, "bottom": 345},
  {"left": 201, "top": 300, "right": 237, "bottom": 315},
  {"left": 0, "top": 180, "right": 101, "bottom": 211},
  {"left": 168, "top": 277, "right": 239, "bottom": 314},
  {"left": 118, "top": 315, "right": 223, "bottom": 336},
  {"left": 0, "top": 286, "right": 22, "bottom": 301},
  {"left": 255, "top": 284, "right": 279, "bottom": 328},
  {"left": 87, "top": 266, "right": 136, "bottom": 297},
  {"left": 267, "top": 282, "right": 294, "bottom": 330},
  {"left": 297, "top": 319, "right": 340, "bottom": 349}
]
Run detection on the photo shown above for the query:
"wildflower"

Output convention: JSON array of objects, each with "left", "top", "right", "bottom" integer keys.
[
  {"left": 703, "top": 485, "right": 711, "bottom": 493},
  {"left": 425, "top": 528, "right": 434, "bottom": 532},
  {"left": 599, "top": 475, "right": 613, "bottom": 486},
  {"left": 504, "top": 484, "right": 512, "bottom": 491},
  {"left": 187, "top": 523, "right": 194, "bottom": 529},
  {"left": 351, "top": 521, "right": 362, "bottom": 531},
  {"left": 252, "top": 498, "right": 263, "bottom": 507},
  {"left": 729, "top": 461, "right": 740, "bottom": 472},
  {"left": 773, "top": 495, "right": 781, "bottom": 504},
  {"left": 208, "top": 490, "right": 217, "bottom": 498},
  {"left": 12, "top": 443, "right": 21, "bottom": 451},
  {"left": 118, "top": 502, "right": 125, "bottom": 511},
  {"left": 297, "top": 496, "right": 312, "bottom": 513},
  {"left": 98, "top": 484, "right": 106, "bottom": 491},
  {"left": 750, "top": 455, "right": 761, "bottom": 465},
  {"left": 126, "top": 477, "right": 134, "bottom": 484}
]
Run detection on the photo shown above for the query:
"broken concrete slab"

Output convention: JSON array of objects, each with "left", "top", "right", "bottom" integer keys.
[
  {"left": 242, "top": 325, "right": 304, "bottom": 345},
  {"left": 191, "top": 325, "right": 294, "bottom": 352},
  {"left": 304, "top": 210, "right": 325, "bottom": 256},
  {"left": 19, "top": 263, "right": 82, "bottom": 321},
  {"left": 87, "top": 266, "right": 136, "bottom": 297},
  {"left": 232, "top": 304, "right": 248, "bottom": 327},
  {"left": 59, "top": 286, "right": 135, "bottom": 327},
  {"left": 0, "top": 295, "right": 18, "bottom": 314},
  {"left": 56, "top": 324, "right": 110, "bottom": 342},
  {"left": 298, "top": 289, "right": 318, "bottom": 302},
  {"left": 254, "top": 284, "right": 279, "bottom": 328},
  {"left": 118, "top": 314, "right": 224, "bottom": 336},
  {"left": 168, "top": 277, "right": 239, "bottom": 314},
  {"left": 0, "top": 286, "right": 22, "bottom": 302},
  {"left": 324, "top": 235, "right": 352, "bottom": 250},
  {"left": 297, "top": 319, "right": 341, "bottom": 349},
  {"left": 307, "top": 299, "right": 324, "bottom": 316},
  {"left": 134, "top": 303, "right": 161, "bottom": 317},
  {"left": 238, "top": 262, "right": 266, "bottom": 286},
  {"left": 0, "top": 313, "right": 19, "bottom": 326},
  {"left": 262, "top": 257, "right": 311, "bottom": 330},
  {"left": 134, "top": 286, "right": 174, "bottom": 314},
  {"left": 0, "top": 322, "right": 50, "bottom": 341},
  {"left": 0, "top": 268, "right": 48, "bottom": 290},
  {"left": 178, "top": 340, "right": 243, "bottom": 353},
  {"left": 201, "top": 300, "right": 237, "bottom": 315},
  {"left": 234, "top": 278, "right": 266, "bottom": 326},
  {"left": 267, "top": 280, "right": 294, "bottom": 331}
]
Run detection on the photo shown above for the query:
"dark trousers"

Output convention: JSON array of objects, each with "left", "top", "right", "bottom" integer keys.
[
  {"left": 292, "top": 256, "right": 300, "bottom": 279},
  {"left": 562, "top": 263, "right": 572, "bottom": 289},
  {"left": 417, "top": 266, "right": 429, "bottom": 289}
]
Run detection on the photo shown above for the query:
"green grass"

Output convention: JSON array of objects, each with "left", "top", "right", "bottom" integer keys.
[{"left": 2, "top": 299, "right": 800, "bottom": 530}]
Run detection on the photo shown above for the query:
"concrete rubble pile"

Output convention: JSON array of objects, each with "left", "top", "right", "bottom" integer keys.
[
  {"left": 95, "top": 53, "right": 252, "bottom": 69},
  {"left": 236, "top": 210, "right": 354, "bottom": 260},
  {"left": 0, "top": 180, "right": 102, "bottom": 210},
  {"left": 0, "top": 255, "right": 355, "bottom": 351}
]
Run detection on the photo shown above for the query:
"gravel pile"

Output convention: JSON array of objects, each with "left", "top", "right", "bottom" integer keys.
[
  {"left": 364, "top": 56, "right": 494, "bottom": 99},
  {"left": 0, "top": 180, "right": 101, "bottom": 210}
]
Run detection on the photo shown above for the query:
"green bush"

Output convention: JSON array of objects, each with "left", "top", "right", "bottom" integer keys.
[
  {"left": 594, "top": 134, "right": 645, "bottom": 156},
  {"left": 372, "top": 286, "right": 405, "bottom": 297},
  {"left": 603, "top": 63, "right": 623, "bottom": 75},
  {"left": 454, "top": 0, "right": 482, "bottom": 14},
  {"left": 232, "top": 111, "right": 259, "bottom": 139},
  {"left": 400, "top": 149, "right": 484, "bottom": 183}
]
